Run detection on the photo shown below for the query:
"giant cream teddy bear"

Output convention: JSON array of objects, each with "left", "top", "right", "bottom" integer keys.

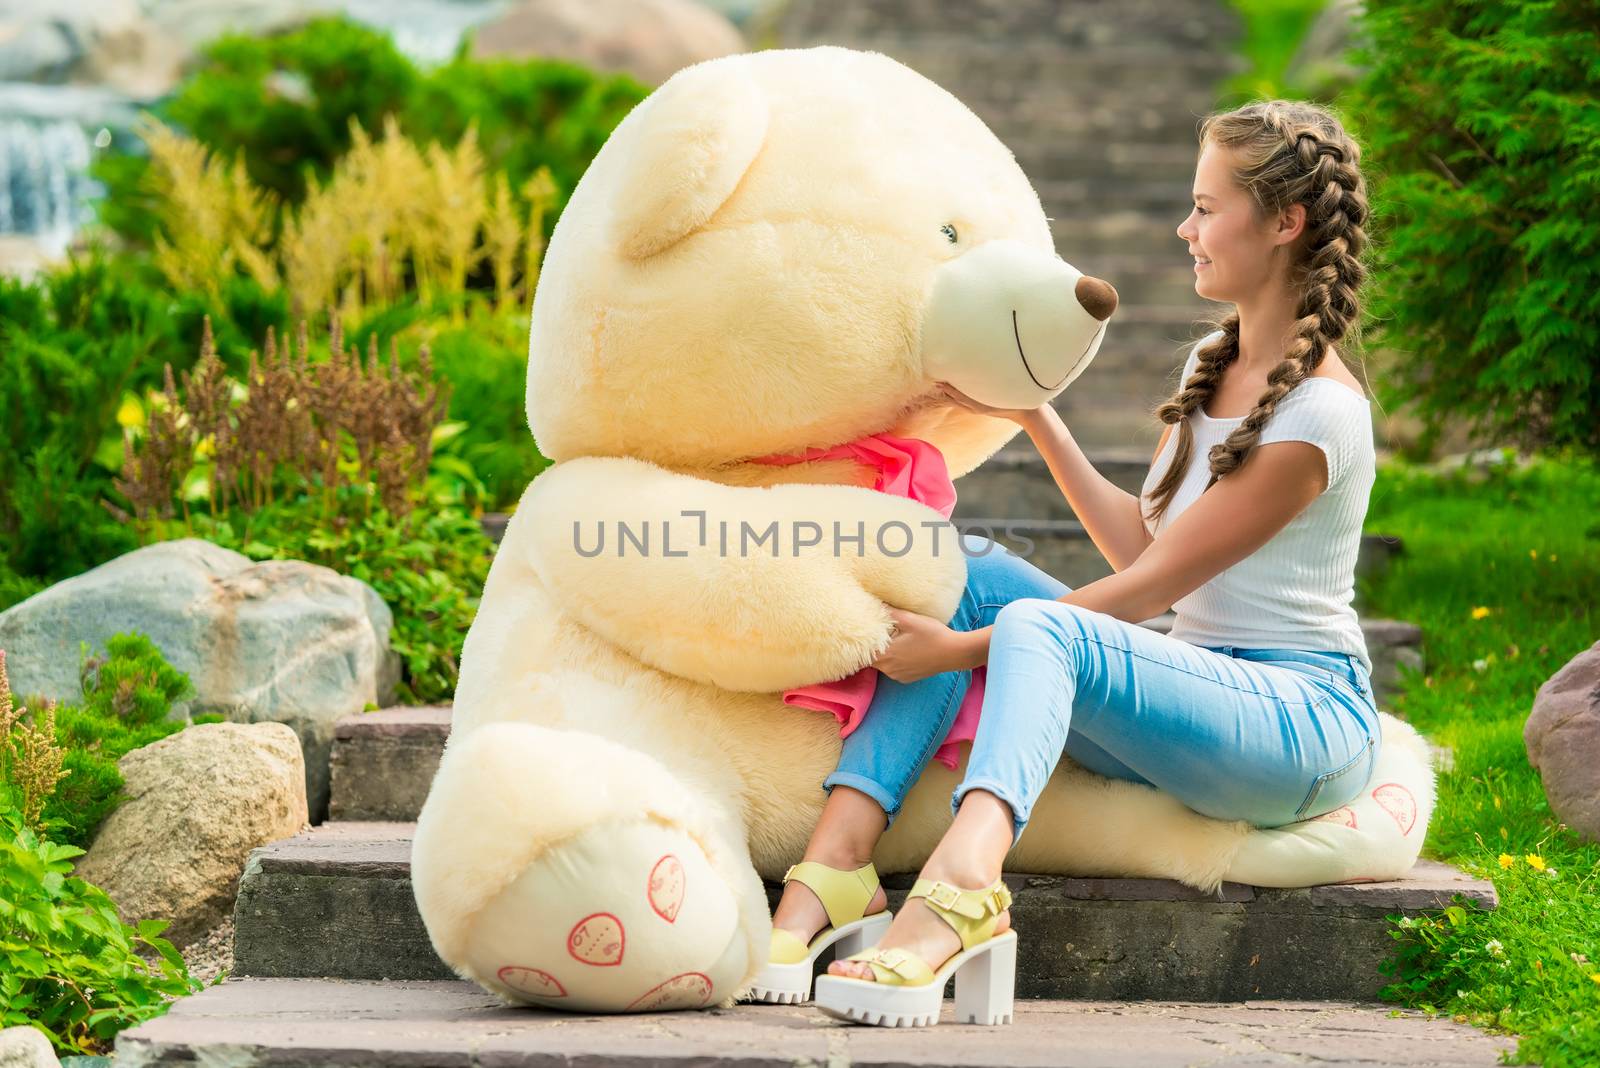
[{"left": 411, "top": 45, "right": 1435, "bottom": 1014}]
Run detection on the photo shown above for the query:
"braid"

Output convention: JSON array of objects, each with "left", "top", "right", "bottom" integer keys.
[{"left": 1143, "top": 101, "right": 1370, "bottom": 527}]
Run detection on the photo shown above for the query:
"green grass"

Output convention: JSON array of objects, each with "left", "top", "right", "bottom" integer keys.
[{"left": 1360, "top": 451, "right": 1600, "bottom": 1067}]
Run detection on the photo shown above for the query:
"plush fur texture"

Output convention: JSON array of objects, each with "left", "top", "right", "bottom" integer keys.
[{"left": 410, "top": 45, "right": 1434, "bottom": 1015}]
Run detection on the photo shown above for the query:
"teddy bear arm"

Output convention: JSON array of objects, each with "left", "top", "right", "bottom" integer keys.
[{"left": 523, "top": 458, "right": 940, "bottom": 691}]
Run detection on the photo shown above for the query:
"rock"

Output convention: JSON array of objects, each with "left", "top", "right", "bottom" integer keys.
[
  {"left": 0, "top": 539, "right": 399, "bottom": 822},
  {"left": 71, "top": 721, "right": 308, "bottom": 949},
  {"left": 1525, "top": 640, "right": 1600, "bottom": 842},
  {"left": 0, "top": 1025, "right": 60, "bottom": 1068},
  {"left": 471, "top": 0, "right": 746, "bottom": 86},
  {"left": 138, "top": 0, "right": 327, "bottom": 53},
  {"left": 0, "top": 0, "right": 186, "bottom": 99}
]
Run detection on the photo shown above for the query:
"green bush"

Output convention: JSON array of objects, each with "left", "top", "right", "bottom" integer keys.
[
  {"left": 0, "top": 788, "right": 209, "bottom": 1057},
  {"left": 0, "top": 255, "right": 288, "bottom": 586},
  {"left": 29, "top": 635, "right": 193, "bottom": 851},
  {"left": 1348, "top": 0, "right": 1600, "bottom": 457},
  {"left": 93, "top": 15, "right": 646, "bottom": 242},
  {"left": 112, "top": 318, "right": 492, "bottom": 703},
  {"left": 349, "top": 304, "right": 547, "bottom": 509}
]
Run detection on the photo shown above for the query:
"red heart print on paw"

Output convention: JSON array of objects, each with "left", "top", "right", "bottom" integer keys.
[
  {"left": 497, "top": 966, "right": 567, "bottom": 999},
  {"left": 1312, "top": 806, "right": 1358, "bottom": 828},
  {"left": 648, "top": 854, "right": 686, "bottom": 923},
  {"left": 1371, "top": 783, "right": 1417, "bottom": 836},
  {"left": 627, "top": 971, "right": 713, "bottom": 1011},
  {"left": 568, "top": 912, "right": 625, "bottom": 966}
]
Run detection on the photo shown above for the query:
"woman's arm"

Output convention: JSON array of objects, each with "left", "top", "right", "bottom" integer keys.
[
  {"left": 879, "top": 438, "right": 1325, "bottom": 679},
  {"left": 1015, "top": 405, "right": 1165, "bottom": 573}
]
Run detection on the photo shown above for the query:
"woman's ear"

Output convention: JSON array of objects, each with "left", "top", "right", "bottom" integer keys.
[
  {"left": 608, "top": 58, "right": 770, "bottom": 261},
  {"left": 1274, "top": 202, "right": 1308, "bottom": 246}
]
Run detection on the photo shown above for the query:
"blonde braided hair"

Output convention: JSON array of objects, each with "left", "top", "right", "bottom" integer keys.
[{"left": 1143, "top": 100, "right": 1372, "bottom": 529}]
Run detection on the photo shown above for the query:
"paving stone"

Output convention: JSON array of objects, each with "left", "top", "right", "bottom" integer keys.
[
  {"left": 231, "top": 822, "right": 1494, "bottom": 1002},
  {"left": 114, "top": 977, "right": 1516, "bottom": 1067}
]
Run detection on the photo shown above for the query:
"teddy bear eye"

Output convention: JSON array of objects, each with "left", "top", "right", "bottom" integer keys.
[{"left": 940, "top": 223, "right": 959, "bottom": 244}]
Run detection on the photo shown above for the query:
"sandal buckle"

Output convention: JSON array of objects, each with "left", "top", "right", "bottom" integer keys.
[{"left": 924, "top": 881, "right": 961, "bottom": 911}]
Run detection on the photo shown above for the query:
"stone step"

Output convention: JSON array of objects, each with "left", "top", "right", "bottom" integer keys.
[
  {"left": 1036, "top": 177, "right": 1196, "bottom": 215},
  {"left": 777, "top": 0, "right": 1239, "bottom": 46},
  {"left": 230, "top": 821, "right": 1493, "bottom": 1002},
  {"left": 115, "top": 978, "right": 1516, "bottom": 1067},
  {"left": 328, "top": 705, "right": 452, "bottom": 822}
]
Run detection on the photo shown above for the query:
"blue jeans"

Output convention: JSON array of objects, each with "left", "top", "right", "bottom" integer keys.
[{"left": 822, "top": 535, "right": 1381, "bottom": 843}]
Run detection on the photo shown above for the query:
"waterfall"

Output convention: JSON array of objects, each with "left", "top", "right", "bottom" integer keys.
[{"left": 0, "top": 118, "right": 98, "bottom": 258}]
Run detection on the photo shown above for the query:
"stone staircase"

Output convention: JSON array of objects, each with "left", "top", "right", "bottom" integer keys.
[
  {"left": 225, "top": 701, "right": 1495, "bottom": 993},
  {"left": 118, "top": 657, "right": 1485, "bottom": 1066}
]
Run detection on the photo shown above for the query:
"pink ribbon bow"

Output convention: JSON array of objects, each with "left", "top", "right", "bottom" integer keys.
[{"left": 749, "top": 432, "right": 984, "bottom": 769}]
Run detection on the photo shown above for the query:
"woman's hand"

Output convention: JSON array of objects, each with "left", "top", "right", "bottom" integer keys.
[
  {"left": 937, "top": 381, "right": 1049, "bottom": 426},
  {"left": 871, "top": 607, "right": 974, "bottom": 683}
]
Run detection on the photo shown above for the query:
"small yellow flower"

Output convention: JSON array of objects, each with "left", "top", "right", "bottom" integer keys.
[
  {"left": 1529, "top": 549, "right": 1539, "bottom": 559},
  {"left": 1498, "top": 853, "right": 1515, "bottom": 869},
  {"left": 1525, "top": 854, "right": 1546, "bottom": 872},
  {"left": 1470, "top": 606, "right": 1491, "bottom": 620},
  {"left": 1591, "top": 974, "right": 1600, "bottom": 985}
]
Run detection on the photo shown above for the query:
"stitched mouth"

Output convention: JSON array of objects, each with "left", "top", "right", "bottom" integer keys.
[{"left": 1013, "top": 310, "right": 1105, "bottom": 392}]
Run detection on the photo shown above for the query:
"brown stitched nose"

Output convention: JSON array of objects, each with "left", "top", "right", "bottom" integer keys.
[{"left": 1075, "top": 275, "right": 1119, "bottom": 321}]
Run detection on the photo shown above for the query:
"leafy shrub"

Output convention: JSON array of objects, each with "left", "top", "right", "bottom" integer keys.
[
  {"left": 3, "top": 637, "right": 193, "bottom": 850},
  {"left": 117, "top": 318, "right": 492, "bottom": 702},
  {"left": 93, "top": 16, "right": 645, "bottom": 240},
  {"left": 1348, "top": 0, "right": 1600, "bottom": 457},
  {"left": 0, "top": 255, "right": 288, "bottom": 587},
  {"left": 1, "top": 644, "right": 206, "bottom": 1056},
  {"left": 0, "top": 790, "right": 207, "bottom": 1056}
]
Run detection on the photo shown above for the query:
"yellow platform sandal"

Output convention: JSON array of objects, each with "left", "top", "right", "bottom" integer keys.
[
  {"left": 811, "top": 875, "right": 1016, "bottom": 1027},
  {"left": 747, "top": 860, "right": 893, "bottom": 1005}
]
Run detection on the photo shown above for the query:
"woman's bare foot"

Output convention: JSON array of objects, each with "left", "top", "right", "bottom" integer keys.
[
  {"left": 770, "top": 844, "right": 888, "bottom": 947},
  {"left": 823, "top": 857, "right": 1008, "bottom": 981}
]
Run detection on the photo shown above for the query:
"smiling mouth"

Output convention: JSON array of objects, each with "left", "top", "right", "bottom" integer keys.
[{"left": 1013, "top": 309, "right": 1105, "bottom": 392}]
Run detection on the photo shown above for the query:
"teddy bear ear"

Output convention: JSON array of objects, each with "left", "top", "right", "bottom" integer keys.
[{"left": 608, "top": 59, "right": 769, "bottom": 261}]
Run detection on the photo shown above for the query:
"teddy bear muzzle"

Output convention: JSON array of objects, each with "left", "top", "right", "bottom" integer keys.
[{"left": 918, "top": 239, "right": 1116, "bottom": 412}]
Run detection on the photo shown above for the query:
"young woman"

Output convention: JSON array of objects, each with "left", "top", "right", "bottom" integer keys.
[{"left": 753, "top": 98, "right": 1381, "bottom": 1027}]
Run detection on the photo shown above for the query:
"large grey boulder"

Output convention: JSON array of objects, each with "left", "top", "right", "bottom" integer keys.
[
  {"left": 72, "top": 721, "right": 308, "bottom": 949},
  {"left": 471, "top": 0, "right": 746, "bottom": 86},
  {"left": 0, "top": 539, "right": 399, "bottom": 822},
  {"left": 1525, "top": 640, "right": 1600, "bottom": 843}
]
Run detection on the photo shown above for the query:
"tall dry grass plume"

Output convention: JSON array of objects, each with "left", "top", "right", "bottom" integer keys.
[
  {"left": 111, "top": 314, "right": 451, "bottom": 530},
  {"left": 0, "top": 650, "right": 68, "bottom": 831},
  {"left": 141, "top": 117, "right": 560, "bottom": 325}
]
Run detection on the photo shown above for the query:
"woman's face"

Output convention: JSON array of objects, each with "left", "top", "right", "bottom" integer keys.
[{"left": 1176, "top": 142, "right": 1303, "bottom": 304}]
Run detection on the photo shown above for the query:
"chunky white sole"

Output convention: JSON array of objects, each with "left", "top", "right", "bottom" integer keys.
[
  {"left": 811, "top": 929, "right": 1017, "bottom": 1027},
  {"left": 746, "top": 911, "right": 894, "bottom": 1005}
]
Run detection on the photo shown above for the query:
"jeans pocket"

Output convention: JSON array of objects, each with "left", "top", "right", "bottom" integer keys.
[{"left": 1294, "top": 735, "right": 1376, "bottom": 820}]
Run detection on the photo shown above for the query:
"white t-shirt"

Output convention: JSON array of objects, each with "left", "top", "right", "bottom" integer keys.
[{"left": 1138, "top": 330, "right": 1376, "bottom": 672}]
